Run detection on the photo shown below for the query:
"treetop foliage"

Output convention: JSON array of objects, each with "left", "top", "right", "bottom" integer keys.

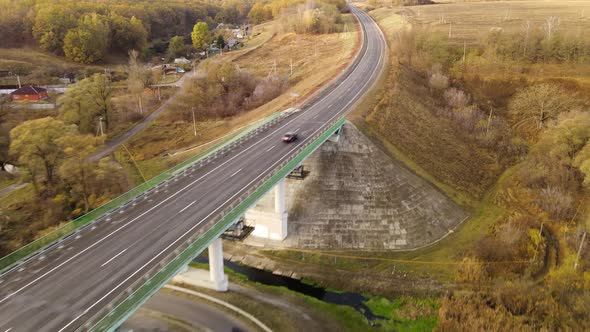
[{"left": 0, "top": 0, "right": 252, "bottom": 63}]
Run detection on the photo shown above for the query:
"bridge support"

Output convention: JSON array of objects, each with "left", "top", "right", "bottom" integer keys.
[
  {"left": 247, "top": 178, "right": 288, "bottom": 241},
  {"left": 172, "top": 238, "right": 228, "bottom": 291},
  {"left": 328, "top": 124, "right": 343, "bottom": 143},
  {"left": 208, "top": 238, "right": 228, "bottom": 291}
]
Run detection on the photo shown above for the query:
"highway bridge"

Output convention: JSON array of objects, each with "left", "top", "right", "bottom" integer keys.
[{"left": 0, "top": 5, "right": 386, "bottom": 331}]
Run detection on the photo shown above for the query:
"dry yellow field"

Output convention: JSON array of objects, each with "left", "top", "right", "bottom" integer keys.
[
  {"left": 125, "top": 14, "right": 361, "bottom": 179},
  {"left": 407, "top": 0, "right": 590, "bottom": 42}
]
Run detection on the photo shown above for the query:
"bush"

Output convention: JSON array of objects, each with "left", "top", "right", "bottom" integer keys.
[
  {"left": 537, "top": 185, "right": 574, "bottom": 220},
  {"left": 429, "top": 72, "right": 449, "bottom": 91},
  {"left": 444, "top": 87, "right": 470, "bottom": 109}
]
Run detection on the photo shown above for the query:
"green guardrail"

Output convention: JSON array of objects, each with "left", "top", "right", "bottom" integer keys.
[
  {"left": 0, "top": 111, "right": 283, "bottom": 273},
  {"left": 89, "top": 117, "right": 346, "bottom": 332}
]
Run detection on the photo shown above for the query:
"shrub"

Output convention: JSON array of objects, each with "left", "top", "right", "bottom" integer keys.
[
  {"left": 537, "top": 185, "right": 574, "bottom": 220},
  {"left": 429, "top": 72, "right": 449, "bottom": 91}
]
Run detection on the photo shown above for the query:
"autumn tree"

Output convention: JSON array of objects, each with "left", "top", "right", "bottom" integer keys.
[
  {"left": 248, "top": 2, "right": 272, "bottom": 24},
  {"left": 63, "top": 14, "right": 110, "bottom": 64},
  {"left": 32, "top": 5, "right": 76, "bottom": 54},
  {"left": 167, "top": 35, "right": 186, "bottom": 57},
  {"left": 109, "top": 14, "right": 148, "bottom": 53},
  {"left": 58, "top": 73, "right": 113, "bottom": 133},
  {"left": 58, "top": 81, "right": 94, "bottom": 133},
  {"left": 127, "top": 50, "right": 153, "bottom": 114},
  {"left": 56, "top": 134, "right": 104, "bottom": 213},
  {"left": 191, "top": 22, "right": 211, "bottom": 50},
  {"left": 509, "top": 83, "right": 581, "bottom": 128},
  {"left": 9, "top": 118, "right": 77, "bottom": 189}
]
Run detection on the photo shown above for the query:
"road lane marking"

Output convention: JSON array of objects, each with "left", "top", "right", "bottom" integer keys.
[
  {"left": 294, "top": 127, "right": 300, "bottom": 132},
  {"left": 4, "top": 328, "right": 13, "bottom": 332},
  {"left": 229, "top": 168, "right": 243, "bottom": 178},
  {"left": 80, "top": 51, "right": 386, "bottom": 324},
  {"left": 0, "top": 101, "right": 309, "bottom": 300},
  {"left": 76, "top": 124, "right": 323, "bottom": 331},
  {"left": 178, "top": 201, "right": 197, "bottom": 214},
  {"left": 1, "top": 7, "right": 384, "bottom": 323},
  {"left": 266, "top": 145, "right": 276, "bottom": 152},
  {"left": 100, "top": 248, "right": 129, "bottom": 267}
]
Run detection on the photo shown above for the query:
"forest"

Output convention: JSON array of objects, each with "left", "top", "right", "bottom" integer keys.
[{"left": 0, "top": 0, "right": 251, "bottom": 63}]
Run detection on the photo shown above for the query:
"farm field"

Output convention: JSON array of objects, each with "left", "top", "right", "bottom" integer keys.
[{"left": 408, "top": 0, "right": 590, "bottom": 40}]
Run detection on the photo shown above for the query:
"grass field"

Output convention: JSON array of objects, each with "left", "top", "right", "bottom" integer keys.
[
  {"left": 122, "top": 14, "right": 360, "bottom": 182},
  {"left": 407, "top": 0, "right": 590, "bottom": 41}
]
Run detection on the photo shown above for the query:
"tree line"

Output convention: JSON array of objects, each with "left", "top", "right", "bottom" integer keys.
[
  {"left": 247, "top": 0, "right": 348, "bottom": 28},
  {"left": 0, "top": 0, "right": 252, "bottom": 63}
]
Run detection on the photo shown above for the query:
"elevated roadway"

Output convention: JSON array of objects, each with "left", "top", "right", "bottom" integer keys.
[{"left": 0, "top": 5, "right": 386, "bottom": 331}]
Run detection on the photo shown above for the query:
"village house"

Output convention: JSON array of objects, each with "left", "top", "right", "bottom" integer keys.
[{"left": 10, "top": 85, "right": 48, "bottom": 101}]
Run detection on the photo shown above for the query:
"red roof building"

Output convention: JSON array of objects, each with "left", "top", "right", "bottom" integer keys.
[{"left": 10, "top": 85, "right": 48, "bottom": 101}]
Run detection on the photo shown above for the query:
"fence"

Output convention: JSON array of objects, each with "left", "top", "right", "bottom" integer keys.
[
  {"left": 87, "top": 116, "right": 346, "bottom": 331},
  {"left": 0, "top": 111, "right": 285, "bottom": 273}
]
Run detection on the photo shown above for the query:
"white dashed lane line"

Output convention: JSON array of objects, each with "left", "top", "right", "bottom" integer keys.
[{"left": 100, "top": 248, "right": 129, "bottom": 268}]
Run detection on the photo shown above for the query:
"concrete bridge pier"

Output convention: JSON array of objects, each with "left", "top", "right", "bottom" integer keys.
[
  {"left": 247, "top": 177, "right": 288, "bottom": 241},
  {"left": 172, "top": 237, "right": 228, "bottom": 291},
  {"left": 208, "top": 238, "right": 228, "bottom": 291}
]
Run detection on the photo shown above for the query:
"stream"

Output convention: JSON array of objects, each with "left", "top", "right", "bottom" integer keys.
[{"left": 194, "top": 256, "right": 384, "bottom": 323}]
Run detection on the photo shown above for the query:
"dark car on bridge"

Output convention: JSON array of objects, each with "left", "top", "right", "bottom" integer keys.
[{"left": 282, "top": 132, "right": 298, "bottom": 143}]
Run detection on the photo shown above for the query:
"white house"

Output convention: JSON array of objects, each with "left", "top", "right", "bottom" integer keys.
[{"left": 174, "top": 57, "right": 191, "bottom": 65}]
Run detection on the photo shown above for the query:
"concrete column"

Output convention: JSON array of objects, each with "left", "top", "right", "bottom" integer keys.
[
  {"left": 208, "top": 238, "right": 228, "bottom": 291},
  {"left": 274, "top": 178, "right": 286, "bottom": 214},
  {"left": 247, "top": 178, "right": 288, "bottom": 241}
]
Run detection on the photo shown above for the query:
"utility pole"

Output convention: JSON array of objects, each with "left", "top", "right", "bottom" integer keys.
[
  {"left": 191, "top": 107, "right": 197, "bottom": 137},
  {"left": 574, "top": 232, "right": 586, "bottom": 271},
  {"left": 97, "top": 116, "right": 104, "bottom": 136},
  {"left": 448, "top": 21, "right": 452, "bottom": 38},
  {"left": 566, "top": 203, "right": 582, "bottom": 242},
  {"left": 486, "top": 106, "right": 494, "bottom": 134}
]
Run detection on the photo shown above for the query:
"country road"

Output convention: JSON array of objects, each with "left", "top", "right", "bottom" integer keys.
[
  {"left": 87, "top": 73, "right": 191, "bottom": 162},
  {"left": 120, "top": 288, "right": 251, "bottom": 332},
  {"left": 0, "top": 5, "right": 386, "bottom": 331}
]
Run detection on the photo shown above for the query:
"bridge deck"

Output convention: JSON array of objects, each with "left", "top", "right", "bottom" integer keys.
[{"left": 0, "top": 6, "right": 386, "bottom": 332}]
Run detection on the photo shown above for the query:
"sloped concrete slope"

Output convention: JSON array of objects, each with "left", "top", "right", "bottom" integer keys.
[{"left": 283, "top": 122, "right": 468, "bottom": 250}]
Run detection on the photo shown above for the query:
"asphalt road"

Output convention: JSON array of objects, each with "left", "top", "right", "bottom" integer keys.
[
  {"left": 0, "top": 6, "right": 386, "bottom": 332},
  {"left": 120, "top": 290, "right": 250, "bottom": 332}
]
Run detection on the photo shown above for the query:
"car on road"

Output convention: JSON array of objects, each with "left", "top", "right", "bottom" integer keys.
[{"left": 282, "top": 132, "right": 298, "bottom": 143}]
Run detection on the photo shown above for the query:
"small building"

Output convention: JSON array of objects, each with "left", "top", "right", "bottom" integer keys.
[
  {"left": 173, "top": 57, "right": 191, "bottom": 65},
  {"left": 10, "top": 85, "right": 48, "bottom": 101},
  {"left": 227, "top": 37, "right": 238, "bottom": 49}
]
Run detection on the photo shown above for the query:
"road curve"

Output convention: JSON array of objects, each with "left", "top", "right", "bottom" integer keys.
[
  {"left": 0, "top": 6, "right": 386, "bottom": 332},
  {"left": 120, "top": 289, "right": 251, "bottom": 332}
]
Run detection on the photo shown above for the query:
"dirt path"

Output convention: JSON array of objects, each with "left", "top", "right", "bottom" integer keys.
[
  {"left": 0, "top": 183, "right": 28, "bottom": 198},
  {"left": 87, "top": 80, "right": 186, "bottom": 162}
]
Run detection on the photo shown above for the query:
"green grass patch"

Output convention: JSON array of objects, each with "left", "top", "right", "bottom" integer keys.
[{"left": 365, "top": 296, "right": 439, "bottom": 332}]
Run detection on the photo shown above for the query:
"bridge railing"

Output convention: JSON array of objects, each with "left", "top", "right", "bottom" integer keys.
[
  {"left": 86, "top": 116, "right": 346, "bottom": 331},
  {"left": 0, "top": 111, "right": 286, "bottom": 274}
]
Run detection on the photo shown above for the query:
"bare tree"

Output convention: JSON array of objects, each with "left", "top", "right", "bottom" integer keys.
[
  {"left": 126, "top": 50, "right": 153, "bottom": 114},
  {"left": 521, "top": 20, "right": 532, "bottom": 57},
  {"left": 509, "top": 83, "right": 580, "bottom": 128},
  {"left": 542, "top": 16, "right": 560, "bottom": 40}
]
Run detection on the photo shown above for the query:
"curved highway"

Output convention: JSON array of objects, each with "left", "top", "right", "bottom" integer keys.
[{"left": 0, "top": 5, "right": 386, "bottom": 332}]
